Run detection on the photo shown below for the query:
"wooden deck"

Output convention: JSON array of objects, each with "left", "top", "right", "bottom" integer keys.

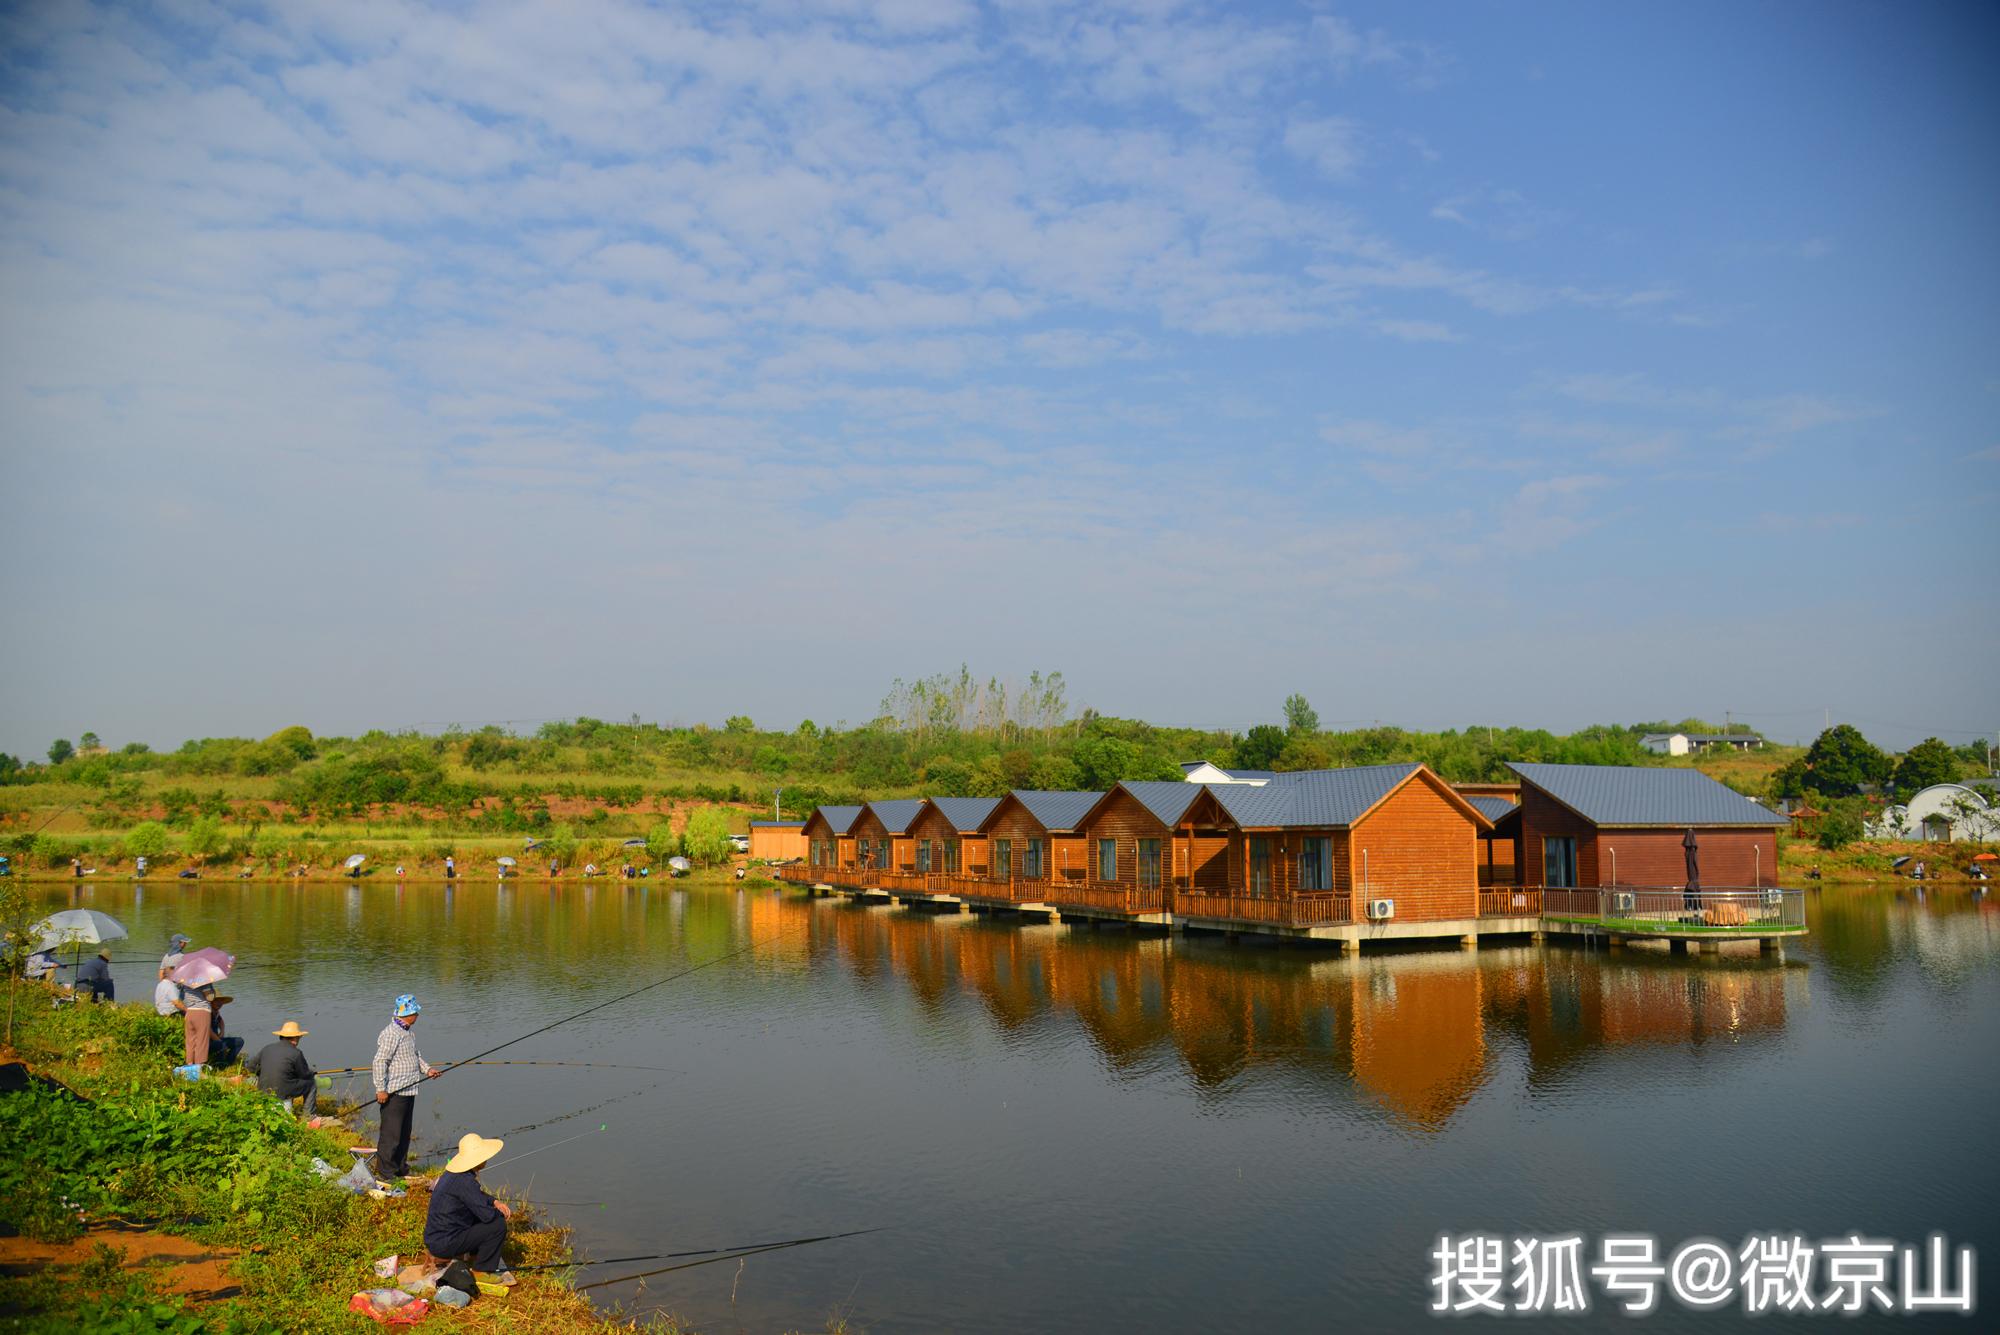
[{"left": 773, "top": 866, "right": 1805, "bottom": 951}]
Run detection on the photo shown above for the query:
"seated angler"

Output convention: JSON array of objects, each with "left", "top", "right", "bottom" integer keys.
[
  {"left": 424, "top": 1133, "right": 516, "bottom": 1285},
  {"left": 248, "top": 1021, "right": 318, "bottom": 1110}
]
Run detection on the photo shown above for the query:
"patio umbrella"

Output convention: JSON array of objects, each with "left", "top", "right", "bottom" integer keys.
[
  {"left": 1973, "top": 853, "right": 1997, "bottom": 862},
  {"left": 497, "top": 856, "right": 517, "bottom": 868},
  {"left": 32, "top": 910, "right": 129, "bottom": 981},
  {"left": 343, "top": 854, "right": 366, "bottom": 870},
  {"left": 667, "top": 856, "right": 690, "bottom": 875},
  {"left": 1891, "top": 856, "right": 1913, "bottom": 868},
  {"left": 1682, "top": 829, "right": 1701, "bottom": 912},
  {"left": 170, "top": 947, "right": 235, "bottom": 990}
]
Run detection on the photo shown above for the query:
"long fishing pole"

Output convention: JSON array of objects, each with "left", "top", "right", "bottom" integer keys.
[
  {"left": 319, "top": 1060, "right": 674, "bottom": 1075},
  {"left": 574, "top": 1228, "right": 885, "bottom": 1293},
  {"left": 513, "top": 1228, "right": 888, "bottom": 1273},
  {"left": 483, "top": 1123, "right": 608, "bottom": 1168},
  {"left": 382, "top": 907, "right": 821, "bottom": 1098}
]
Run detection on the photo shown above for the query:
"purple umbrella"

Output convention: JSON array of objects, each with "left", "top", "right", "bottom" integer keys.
[{"left": 170, "top": 947, "right": 235, "bottom": 990}]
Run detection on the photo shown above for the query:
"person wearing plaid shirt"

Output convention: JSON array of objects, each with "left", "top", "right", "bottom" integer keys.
[{"left": 370, "top": 993, "right": 439, "bottom": 1179}]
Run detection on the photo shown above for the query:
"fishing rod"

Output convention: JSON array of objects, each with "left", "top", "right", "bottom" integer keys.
[
  {"left": 383, "top": 908, "right": 821, "bottom": 1098},
  {"left": 574, "top": 1228, "right": 885, "bottom": 1293},
  {"left": 319, "top": 1060, "right": 674, "bottom": 1075},
  {"left": 514, "top": 1227, "right": 887, "bottom": 1274}
]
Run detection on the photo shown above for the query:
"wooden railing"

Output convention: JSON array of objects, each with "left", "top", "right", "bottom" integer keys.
[
  {"left": 1479, "top": 887, "right": 1542, "bottom": 917},
  {"left": 1046, "top": 880, "right": 1168, "bottom": 915},
  {"left": 1173, "top": 889, "right": 1349, "bottom": 926},
  {"left": 1538, "top": 886, "right": 1805, "bottom": 930}
]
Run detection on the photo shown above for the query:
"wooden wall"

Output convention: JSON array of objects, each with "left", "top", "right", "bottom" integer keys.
[
  {"left": 983, "top": 796, "right": 1057, "bottom": 881},
  {"left": 801, "top": 812, "right": 849, "bottom": 868},
  {"left": 1597, "top": 828, "right": 1777, "bottom": 887},
  {"left": 1518, "top": 788, "right": 1600, "bottom": 888},
  {"left": 1348, "top": 772, "right": 1479, "bottom": 920},
  {"left": 749, "top": 824, "right": 807, "bottom": 861},
  {"left": 1073, "top": 789, "right": 1174, "bottom": 885}
]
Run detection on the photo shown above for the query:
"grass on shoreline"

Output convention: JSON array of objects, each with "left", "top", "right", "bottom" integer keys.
[{"left": 0, "top": 995, "right": 686, "bottom": 1333}]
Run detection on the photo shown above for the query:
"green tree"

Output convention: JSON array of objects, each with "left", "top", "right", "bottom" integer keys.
[
  {"left": 185, "top": 815, "right": 227, "bottom": 861},
  {"left": 2, "top": 877, "right": 37, "bottom": 1047},
  {"left": 79, "top": 731, "right": 101, "bottom": 752},
  {"left": 923, "top": 756, "right": 974, "bottom": 794},
  {"left": 681, "top": 807, "right": 734, "bottom": 865},
  {"left": 1799, "top": 724, "right": 1892, "bottom": 797},
  {"left": 265, "top": 726, "right": 316, "bottom": 760},
  {"left": 47, "top": 739, "right": 74, "bottom": 765},
  {"left": 645, "top": 820, "right": 681, "bottom": 866},
  {"left": 541, "top": 822, "right": 579, "bottom": 868},
  {"left": 1283, "top": 694, "right": 1318, "bottom": 735},
  {"left": 1893, "top": 737, "right": 1958, "bottom": 796},
  {"left": 123, "top": 821, "right": 170, "bottom": 860},
  {"left": 1028, "top": 754, "right": 1081, "bottom": 789},
  {"left": 1815, "top": 800, "right": 1865, "bottom": 851},
  {"left": 724, "top": 715, "right": 755, "bottom": 734},
  {"left": 1072, "top": 735, "right": 1139, "bottom": 789},
  {"left": 1234, "top": 725, "right": 1287, "bottom": 770}
]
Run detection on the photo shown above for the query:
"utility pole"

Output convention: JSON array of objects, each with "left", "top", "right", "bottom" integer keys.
[{"left": 774, "top": 788, "right": 783, "bottom": 822}]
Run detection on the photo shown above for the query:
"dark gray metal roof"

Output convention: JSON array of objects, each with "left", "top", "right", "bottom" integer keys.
[
  {"left": 1198, "top": 763, "right": 1425, "bottom": 828},
  {"left": 990, "top": 790, "right": 1104, "bottom": 832},
  {"left": 1508, "top": 763, "right": 1788, "bottom": 827},
  {"left": 1114, "top": 781, "right": 1210, "bottom": 828},
  {"left": 807, "top": 804, "right": 863, "bottom": 835},
  {"left": 1466, "top": 795, "right": 1518, "bottom": 823},
  {"left": 863, "top": 798, "right": 928, "bottom": 834},
  {"left": 926, "top": 796, "right": 1000, "bottom": 832}
]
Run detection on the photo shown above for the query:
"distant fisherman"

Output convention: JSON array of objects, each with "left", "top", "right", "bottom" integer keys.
[
  {"left": 371, "top": 994, "right": 440, "bottom": 1180},
  {"left": 424, "top": 1133, "right": 514, "bottom": 1282}
]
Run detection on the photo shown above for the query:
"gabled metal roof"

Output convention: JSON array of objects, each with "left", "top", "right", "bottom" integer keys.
[
  {"left": 1114, "top": 781, "right": 1211, "bottom": 828},
  {"left": 1230, "top": 763, "right": 1423, "bottom": 828},
  {"left": 862, "top": 798, "right": 928, "bottom": 834},
  {"left": 1466, "top": 795, "right": 1518, "bottom": 823},
  {"left": 1508, "top": 763, "right": 1788, "bottom": 827},
  {"left": 807, "top": 804, "right": 863, "bottom": 835},
  {"left": 989, "top": 790, "right": 1104, "bottom": 833},
  {"left": 926, "top": 796, "right": 1000, "bottom": 832}
]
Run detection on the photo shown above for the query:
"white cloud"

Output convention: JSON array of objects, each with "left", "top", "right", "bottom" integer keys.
[{"left": 1284, "top": 114, "right": 1364, "bottom": 180}]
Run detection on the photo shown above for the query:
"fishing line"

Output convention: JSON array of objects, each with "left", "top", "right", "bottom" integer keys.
[
  {"left": 484, "top": 1123, "right": 608, "bottom": 1168},
  {"left": 383, "top": 904, "right": 823, "bottom": 1097},
  {"left": 574, "top": 1228, "right": 886, "bottom": 1293},
  {"left": 320, "top": 1060, "right": 674, "bottom": 1075}
]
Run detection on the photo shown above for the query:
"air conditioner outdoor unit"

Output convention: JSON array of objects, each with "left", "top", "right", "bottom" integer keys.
[
  {"left": 1366, "top": 898, "right": 1395, "bottom": 920},
  {"left": 1613, "top": 892, "right": 1636, "bottom": 913}
]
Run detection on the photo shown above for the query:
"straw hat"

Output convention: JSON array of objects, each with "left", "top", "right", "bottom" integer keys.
[
  {"left": 445, "top": 1133, "right": 504, "bottom": 1173},
  {"left": 272, "top": 1020, "right": 308, "bottom": 1039}
]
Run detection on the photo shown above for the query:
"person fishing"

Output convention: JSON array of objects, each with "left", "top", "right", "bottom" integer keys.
[
  {"left": 371, "top": 994, "right": 440, "bottom": 1180},
  {"left": 424, "top": 1132, "right": 515, "bottom": 1284},
  {"left": 73, "top": 949, "right": 114, "bottom": 1003},
  {"left": 162, "top": 933, "right": 191, "bottom": 971},
  {"left": 154, "top": 963, "right": 187, "bottom": 1017},
  {"left": 249, "top": 1021, "right": 318, "bottom": 1110},
  {"left": 207, "top": 995, "right": 243, "bottom": 1067},
  {"left": 180, "top": 982, "right": 215, "bottom": 1068}
]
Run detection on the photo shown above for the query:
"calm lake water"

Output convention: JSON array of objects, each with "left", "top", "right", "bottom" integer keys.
[{"left": 33, "top": 878, "right": 2000, "bottom": 1332}]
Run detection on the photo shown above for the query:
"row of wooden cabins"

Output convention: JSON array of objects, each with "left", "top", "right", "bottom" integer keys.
[{"left": 781, "top": 762, "right": 1793, "bottom": 946}]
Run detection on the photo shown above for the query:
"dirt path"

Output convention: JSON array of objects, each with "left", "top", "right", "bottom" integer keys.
[{"left": 0, "top": 1220, "right": 244, "bottom": 1304}]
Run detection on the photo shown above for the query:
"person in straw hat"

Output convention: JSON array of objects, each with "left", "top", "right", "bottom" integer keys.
[
  {"left": 424, "top": 1132, "right": 515, "bottom": 1282},
  {"left": 249, "top": 1021, "right": 318, "bottom": 1108}
]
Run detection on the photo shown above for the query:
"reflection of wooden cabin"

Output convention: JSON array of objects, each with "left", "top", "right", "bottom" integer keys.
[
  {"left": 1509, "top": 763, "right": 1788, "bottom": 889},
  {"left": 748, "top": 820, "right": 806, "bottom": 861},
  {"left": 976, "top": 790, "right": 1103, "bottom": 889},
  {"left": 906, "top": 797, "right": 999, "bottom": 877},
  {"left": 801, "top": 804, "right": 863, "bottom": 871},
  {"left": 853, "top": 799, "right": 927, "bottom": 872},
  {"left": 1464, "top": 797, "right": 1519, "bottom": 886},
  {"left": 1347, "top": 956, "right": 1487, "bottom": 1129}
]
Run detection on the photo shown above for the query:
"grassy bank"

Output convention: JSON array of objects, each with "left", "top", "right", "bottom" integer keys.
[{"left": 0, "top": 995, "right": 676, "bottom": 1333}]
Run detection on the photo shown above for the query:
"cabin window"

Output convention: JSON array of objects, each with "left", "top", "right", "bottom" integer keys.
[
  {"left": 945, "top": 841, "right": 959, "bottom": 873},
  {"left": 856, "top": 838, "right": 871, "bottom": 868},
  {"left": 1298, "top": 837, "right": 1331, "bottom": 891},
  {"left": 994, "top": 839, "right": 1012, "bottom": 879},
  {"left": 1097, "top": 838, "right": 1116, "bottom": 881},
  {"left": 1137, "top": 839, "right": 1162, "bottom": 887},
  {"left": 1250, "top": 837, "right": 1271, "bottom": 897},
  {"left": 1024, "top": 838, "right": 1043, "bottom": 880},
  {"left": 916, "top": 841, "right": 931, "bottom": 873},
  {"left": 1543, "top": 837, "right": 1577, "bottom": 889}
]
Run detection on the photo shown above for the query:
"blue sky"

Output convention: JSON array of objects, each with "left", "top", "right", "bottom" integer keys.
[{"left": 1, "top": 0, "right": 1994, "bottom": 757}]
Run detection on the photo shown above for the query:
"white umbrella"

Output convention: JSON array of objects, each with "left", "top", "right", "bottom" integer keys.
[
  {"left": 497, "top": 856, "right": 517, "bottom": 868},
  {"left": 344, "top": 854, "right": 367, "bottom": 870},
  {"left": 32, "top": 909, "right": 128, "bottom": 953},
  {"left": 667, "top": 856, "right": 691, "bottom": 874}
]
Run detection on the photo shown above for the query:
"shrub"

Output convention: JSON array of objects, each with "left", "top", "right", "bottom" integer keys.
[
  {"left": 123, "top": 822, "right": 170, "bottom": 860},
  {"left": 185, "top": 815, "right": 226, "bottom": 861},
  {"left": 645, "top": 820, "right": 681, "bottom": 865},
  {"left": 681, "top": 806, "right": 735, "bottom": 866}
]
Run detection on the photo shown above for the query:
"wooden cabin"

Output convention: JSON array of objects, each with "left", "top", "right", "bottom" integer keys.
[
  {"left": 800, "top": 804, "right": 864, "bottom": 871},
  {"left": 1184, "top": 764, "right": 1491, "bottom": 925},
  {"left": 748, "top": 820, "right": 806, "bottom": 862},
  {"left": 1069, "top": 781, "right": 1226, "bottom": 911},
  {"left": 1508, "top": 763, "right": 1788, "bottom": 890},
  {"left": 905, "top": 797, "right": 1000, "bottom": 878},
  {"left": 976, "top": 791, "right": 1104, "bottom": 891},
  {"left": 852, "top": 799, "right": 928, "bottom": 873}
]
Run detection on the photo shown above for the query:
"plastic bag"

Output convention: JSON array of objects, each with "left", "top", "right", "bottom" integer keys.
[
  {"left": 347, "top": 1289, "right": 430, "bottom": 1324},
  {"left": 433, "top": 1286, "right": 471, "bottom": 1308},
  {"left": 336, "top": 1159, "right": 376, "bottom": 1194}
]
